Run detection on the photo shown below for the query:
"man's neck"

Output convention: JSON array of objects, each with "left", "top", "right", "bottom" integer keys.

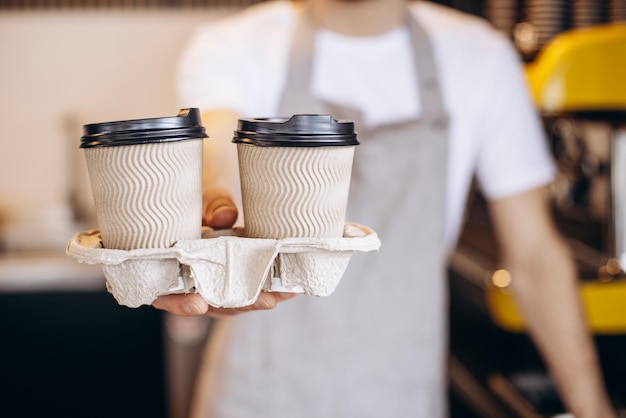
[{"left": 307, "top": 0, "right": 408, "bottom": 37}]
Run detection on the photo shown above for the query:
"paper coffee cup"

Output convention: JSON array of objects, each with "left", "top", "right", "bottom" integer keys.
[
  {"left": 233, "top": 114, "right": 359, "bottom": 239},
  {"left": 81, "top": 108, "right": 207, "bottom": 250}
]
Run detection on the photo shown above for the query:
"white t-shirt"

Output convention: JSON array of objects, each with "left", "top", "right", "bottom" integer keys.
[{"left": 177, "top": 0, "right": 556, "bottom": 250}]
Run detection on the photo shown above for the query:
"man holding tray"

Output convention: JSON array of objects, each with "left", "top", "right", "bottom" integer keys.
[{"left": 153, "top": 0, "right": 616, "bottom": 416}]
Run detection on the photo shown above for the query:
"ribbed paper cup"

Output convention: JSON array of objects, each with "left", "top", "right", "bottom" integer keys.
[
  {"left": 81, "top": 108, "right": 207, "bottom": 250},
  {"left": 233, "top": 114, "right": 359, "bottom": 239}
]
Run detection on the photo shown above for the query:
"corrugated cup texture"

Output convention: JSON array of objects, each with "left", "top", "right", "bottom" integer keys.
[
  {"left": 238, "top": 144, "right": 355, "bottom": 239},
  {"left": 84, "top": 139, "right": 203, "bottom": 250}
]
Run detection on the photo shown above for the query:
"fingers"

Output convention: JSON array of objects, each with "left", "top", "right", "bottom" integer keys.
[
  {"left": 153, "top": 293, "right": 209, "bottom": 316},
  {"left": 206, "top": 198, "right": 238, "bottom": 229},
  {"left": 253, "top": 291, "right": 298, "bottom": 309},
  {"left": 203, "top": 188, "right": 238, "bottom": 229},
  {"left": 209, "top": 292, "right": 297, "bottom": 317},
  {"left": 153, "top": 291, "right": 298, "bottom": 318}
]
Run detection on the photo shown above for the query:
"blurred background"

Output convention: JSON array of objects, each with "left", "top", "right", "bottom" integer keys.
[{"left": 0, "top": 1, "right": 624, "bottom": 417}]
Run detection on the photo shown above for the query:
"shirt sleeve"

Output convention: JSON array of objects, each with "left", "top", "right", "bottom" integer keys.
[
  {"left": 176, "top": 23, "right": 249, "bottom": 115},
  {"left": 473, "top": 36, "right": 556, "bottom": 200},
  {"left": 175, "top": 5, "right": 294, "bottom": 119}
]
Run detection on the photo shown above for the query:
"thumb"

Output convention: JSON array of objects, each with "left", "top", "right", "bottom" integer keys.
[{"left": 203, "top": 191, "right": 238, "bottom": 229}]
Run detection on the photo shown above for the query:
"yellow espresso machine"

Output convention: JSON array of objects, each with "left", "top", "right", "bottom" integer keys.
[{"left": 448, "top": 23, "right": 626, "bottom": 418}]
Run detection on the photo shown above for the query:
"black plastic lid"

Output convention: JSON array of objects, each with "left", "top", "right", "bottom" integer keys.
[
  {"left": 80, "top": 108, "right": 208, "bottom": 148},
  {"left": 232, "top": 114, "right": 359, "bottom": 147}
]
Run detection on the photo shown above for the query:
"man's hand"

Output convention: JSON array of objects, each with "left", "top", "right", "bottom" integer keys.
[
  {"left": 202, "top": 187, "right": 238, "bottom": 229},
  {"left": 152, "top": 188, "right": 297, "bottom": 317},
  {"left": 153, "top": 291, "right": 297, "bottom": 318}
]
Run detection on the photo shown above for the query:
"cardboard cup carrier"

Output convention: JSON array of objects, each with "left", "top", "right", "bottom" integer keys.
[{"left": 67, "top": 113, "right": 381, "bottom": 308}]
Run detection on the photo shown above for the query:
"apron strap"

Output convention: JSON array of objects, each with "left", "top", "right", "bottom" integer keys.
[{"left": 279, "top": 5, "right": 447, "bottom": 119}]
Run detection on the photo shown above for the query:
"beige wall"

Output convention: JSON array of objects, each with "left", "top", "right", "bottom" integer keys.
[{"left": 0, "top": 8, "right": 235, "bottom": 248}]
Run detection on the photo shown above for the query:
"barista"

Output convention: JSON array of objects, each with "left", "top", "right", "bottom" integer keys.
[{"left": 154, "top": 0, "right": 616, "bottom": 416}]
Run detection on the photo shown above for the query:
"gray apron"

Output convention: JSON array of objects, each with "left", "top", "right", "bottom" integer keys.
[{"left": 191, "top": 7, "right": 450, "bottom": 418}]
